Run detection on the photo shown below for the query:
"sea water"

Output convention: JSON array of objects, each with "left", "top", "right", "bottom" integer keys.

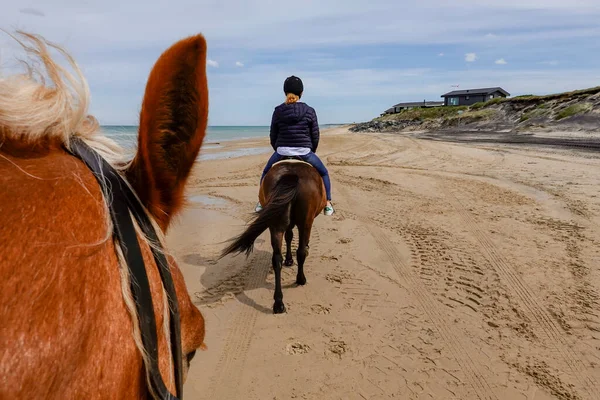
[
  {"left": 99, "top": 125, "right": 342, "bottom": 160},
  {"left": 100, "top": 126, "right": 271, "bottom": 148}
]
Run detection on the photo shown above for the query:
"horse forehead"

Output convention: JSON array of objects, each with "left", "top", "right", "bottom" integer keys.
[
  {"left": 0, "top": 149, "right": 108, "bottom": 241},
  {"left": 1, "top": 147, "right": 91, "bottom": 180},
  {"left": 0, "top": 146, "right": 163, "bottom": 284}
]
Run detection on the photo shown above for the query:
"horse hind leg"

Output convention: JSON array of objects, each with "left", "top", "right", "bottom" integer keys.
[
  {"left": 295, "top": 221, "right": 312, "bottom": 286},
  {"left": 284, "top": 225, "right": 294, "bottom": 267},
  {"left": 270, "top": 229, "right": 286, "bottom": 314}
]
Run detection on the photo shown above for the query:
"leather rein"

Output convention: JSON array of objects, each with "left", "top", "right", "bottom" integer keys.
[{"left": 66, "top": 137, "right": 184, "bottom": 400}]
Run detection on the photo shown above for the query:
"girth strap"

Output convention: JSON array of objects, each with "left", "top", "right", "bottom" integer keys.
[{"left": 66, "top": 137, "right": 183, "bottom": 400}]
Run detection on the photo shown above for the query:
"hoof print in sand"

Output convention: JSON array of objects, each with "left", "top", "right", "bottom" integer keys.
[
  {"left": 286, "top": 342, "right": 311, "bottom": 355},
  {"left": 327, "top": 340, "right": 348, "bottom": 359},
  {"left": 310, "top": 304, "right": 331, "bottom": 315},
  {"left": 326, "top": 271, "right": 352, "bottom": 285}
]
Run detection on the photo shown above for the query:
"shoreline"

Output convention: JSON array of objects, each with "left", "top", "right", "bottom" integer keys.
[
  {"left": 194, "top": 123, "right": 600, "bottom": 165},
  {"left": 195, "top": 123, "right": 600, "bottom": 165},
  {"left": 197, "top": 125, "right": 350, "bottom": 161}
]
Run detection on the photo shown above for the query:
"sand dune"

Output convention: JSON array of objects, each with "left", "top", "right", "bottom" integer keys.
[{"left": 170, "top": 127, "right": 600, "bottom": 399}]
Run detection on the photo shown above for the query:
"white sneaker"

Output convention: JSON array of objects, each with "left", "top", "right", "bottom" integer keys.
[
  {"left": 324, "top": 203, "right": 334, "bottom": 216},
  {"left": 255, "top": 202, "right": 263, "bottom": 212}
]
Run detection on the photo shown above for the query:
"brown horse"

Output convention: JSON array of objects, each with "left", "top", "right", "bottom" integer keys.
[
  {"left": 221, "top": 159, "right": 327, "bottom": 314},
  {"left": 1, "top": 31, "right": 208, "bottom": 399}
]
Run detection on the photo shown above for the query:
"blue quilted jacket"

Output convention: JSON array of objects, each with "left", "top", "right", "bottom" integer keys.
[{"left": 269, "top": 102, "right": 320, "bottom": 152}]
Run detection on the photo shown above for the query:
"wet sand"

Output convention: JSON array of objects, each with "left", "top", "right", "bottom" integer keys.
[{"left": 169, "top": 126, "right": 600, "bottom": 399}]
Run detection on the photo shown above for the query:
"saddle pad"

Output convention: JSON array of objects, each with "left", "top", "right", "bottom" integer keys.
[{"left": 273, "top": 159, "right": 313, "bottom": 168}]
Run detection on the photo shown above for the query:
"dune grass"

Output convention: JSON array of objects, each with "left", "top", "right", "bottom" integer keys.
[
  {"left": 555, "top": 103, "right": 593, "bottom": 120},
  {"left": 511, "top": 86, "right": 600, "bottom": 103},
  {"left": 520, "top": 108, "right": 550, "bottom": 122},
  {"left": 378, "top": 105, "right": 468, "bottom": 121},
  {"left": 448, "top": 108, "right": 498, "bottom": 122}
]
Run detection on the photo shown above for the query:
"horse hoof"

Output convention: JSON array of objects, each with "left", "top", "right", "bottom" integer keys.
[
  {"left": 296, "top": 277, "right": 307, "bottom": 286},
  {"left": 284, "top": 259, "right": 294, "bottom": 267},
  {"left": 273, "top": 303, "right": 286, "bottom": 314}
]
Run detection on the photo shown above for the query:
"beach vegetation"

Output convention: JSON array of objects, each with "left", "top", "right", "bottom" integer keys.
[{"left": 555, "top": 103, "right": 593, "bottom": 120}]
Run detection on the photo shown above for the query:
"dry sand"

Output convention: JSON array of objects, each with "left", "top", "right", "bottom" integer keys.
[{"left": 168, "top": 127, "right": 600, "bottom": 399}]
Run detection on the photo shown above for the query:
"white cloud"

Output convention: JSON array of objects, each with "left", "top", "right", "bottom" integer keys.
[
  {"left": 2, "top": 0, "right": 600, "bottom": 125},
  {"left": 19, "top": 8, "right": 45, "bottom": 17},
  {"left": 43, "top": 57, "right": 600, "bottom": 125},
  {"left": 495, "top": 58, "right": 508, "bottom": 65},
  {"left": 235, "top": 61, "right": 244, "bottom": 67},
  {"left": 2, "top": 1, "right": 599, "bottom": 54},
  {"left": 465, "top": 53, "right": 478, "bottom": 62}
]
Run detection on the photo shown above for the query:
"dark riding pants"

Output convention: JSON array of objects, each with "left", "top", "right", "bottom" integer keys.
[{"left": 260, "top": 151, "right": 332, "bottom": 201}]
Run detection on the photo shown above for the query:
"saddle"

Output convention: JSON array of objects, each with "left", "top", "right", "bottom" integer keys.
[{"left": 272, "top": 156, "right": 313, "bottom": 168}]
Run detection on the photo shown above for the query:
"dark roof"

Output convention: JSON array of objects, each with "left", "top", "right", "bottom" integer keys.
[
  {"left": 392, "top": 101, "right": 444, "bottom": 108},
  {"left": 441, "top": 87, "right": 510, "bottom": 97}
]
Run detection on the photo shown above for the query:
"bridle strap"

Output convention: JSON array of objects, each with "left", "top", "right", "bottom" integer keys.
[{"left": 66, "top": 137, "right": 183, "bottom": 400}]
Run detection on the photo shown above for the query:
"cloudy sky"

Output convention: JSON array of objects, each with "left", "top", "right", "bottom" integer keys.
[{"left": 2, "top": 1, "right": 600, "bottom": 125}]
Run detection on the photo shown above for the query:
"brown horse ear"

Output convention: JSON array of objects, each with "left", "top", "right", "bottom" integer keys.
[{"left": 126, "top": 34, "right": 209, "bottom": 231}]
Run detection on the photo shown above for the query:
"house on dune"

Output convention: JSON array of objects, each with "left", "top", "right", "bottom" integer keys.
[
  {"left": 440, "top": 87, "right": 510, "bottom": 106},
  {"left": 380, "top": 87, "right": 510, "bottom": 116}
]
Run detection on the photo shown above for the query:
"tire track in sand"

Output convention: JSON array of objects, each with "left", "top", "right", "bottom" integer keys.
[
  {"left": 441, "top": 183, "right": 600, "bottom": 399},
  {"left": 338, "top": 185, "right": 499, "bottom": 400},
  {"left": 203, "top": 239, "right": 271, "bottom": 400},
  {"left": 368, "top": 204, "right": 499, "bottom": 316}
]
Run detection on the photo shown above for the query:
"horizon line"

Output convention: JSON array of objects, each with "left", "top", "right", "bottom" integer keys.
[{"left": 99, "top": 123, "right": 349, "bottom": 127}]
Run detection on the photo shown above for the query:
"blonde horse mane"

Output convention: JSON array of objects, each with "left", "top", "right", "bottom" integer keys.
[{"left": 0, "top": 30, "right": 174, "bottom": 398}]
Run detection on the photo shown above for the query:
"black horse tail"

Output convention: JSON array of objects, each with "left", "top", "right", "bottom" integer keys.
[{"left": 220, "top": 174, "right": 299, "bottom": 258}]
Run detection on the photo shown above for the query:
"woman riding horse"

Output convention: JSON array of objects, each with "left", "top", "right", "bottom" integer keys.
[{"left": 255, "top": 76, "right": 334, "bottom": 216}]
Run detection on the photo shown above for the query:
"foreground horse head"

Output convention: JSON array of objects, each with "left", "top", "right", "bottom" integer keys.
[
  {"left": 0, "top": 31, "right": 208, "bottom": 399},
  {"left": 221, "top": 159, "right": 327, "bottom": 313}
]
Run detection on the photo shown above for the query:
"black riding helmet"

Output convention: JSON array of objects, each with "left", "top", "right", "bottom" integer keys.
[{"left": 283, "top": 76, "right": 303, "bottom": 97}]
